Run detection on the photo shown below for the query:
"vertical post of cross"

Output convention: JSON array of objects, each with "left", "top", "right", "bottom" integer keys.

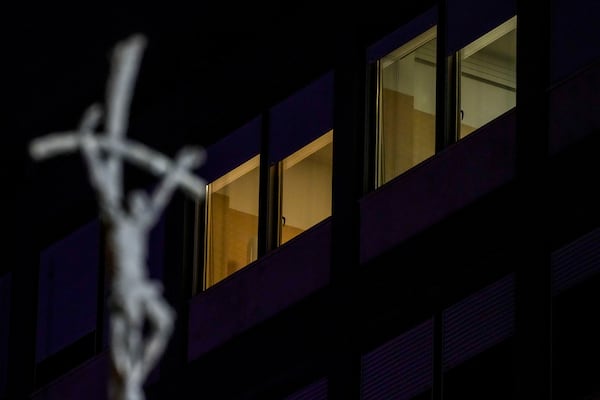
[{"left": 104, "top": 34, "right": 147, "bottom": 206}]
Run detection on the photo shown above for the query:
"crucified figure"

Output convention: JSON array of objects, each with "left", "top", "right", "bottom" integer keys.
[
  {"left": 81, "top": 112, "right": 202, "bottom": 400},
  {"left": 87, "top": 139, "right": 201, "bottom": 400},
  {"left": 29, "top": 34, "right": 205, "bottom": 400}
]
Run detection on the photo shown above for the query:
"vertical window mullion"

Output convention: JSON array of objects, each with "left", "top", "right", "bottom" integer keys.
[
  {"left": 454, "top": 53, "right": 462, "bottom": 140},
  {"left": 201, "top": 186, "right": 212, "bottom": 290},
  {"left": 435, "top": 3, "right": 459, "bottom": 152},
  {"left": 449, "top": 52, "right": 461, "bottom": 146},
  {"left": 196, "top": 194, "right": 207, "bottom": 293},
  {"left": 190, "top": 193, "right": 203, "bottom": 295},
  {"left": 457, "top": 16, "right": 517, "bottom": 139},
  {"left": 374, "top": 59, "right": 384, "bottom": 189},
  {"left": 258, "top": 111, "right": 279, "bottom": 257},
  {"left": 364, "top": 60, "right": 379, "bottom": 193},
  {"left": 268, "top": 162, "right": 282, "bottom": 251}
]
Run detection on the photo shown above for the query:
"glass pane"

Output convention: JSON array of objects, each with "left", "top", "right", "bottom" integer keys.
[
  {"left": 204, "top": 155, "right": 260, "bottom": 289},
  {"left": 459, "top": 16, "right": 516, "bottom": 138},
  {"left": 281, "top": 130, "right": 333, "bottom": 245},
  {"left": 377, "top": 27, "right": 437, "bottom": 187}
]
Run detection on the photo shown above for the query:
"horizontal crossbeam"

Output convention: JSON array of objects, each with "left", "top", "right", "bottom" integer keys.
[{"left": 29, "top": 132, "right": 206, "bottom": 199}]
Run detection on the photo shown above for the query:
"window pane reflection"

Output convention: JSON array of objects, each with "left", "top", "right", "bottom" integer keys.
[
  {"left": 377, "top": 27, "right": 437, "bottom": 187},
  {"left": 281, "top": 130, "right": 333, "bottom": 244},
  {"left": 204, "top": 155, "right": 260, "bottom": 288},
  {"left": 459, "top": 16, "right": 516, "bottom": 138}
]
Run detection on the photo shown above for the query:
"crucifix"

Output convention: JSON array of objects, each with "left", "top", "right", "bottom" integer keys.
[{"left": 29, "top": 34, "right": 205, "bottom": 400}]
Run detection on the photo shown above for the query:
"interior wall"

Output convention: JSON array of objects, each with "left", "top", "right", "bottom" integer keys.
[
  {"left": 221, "top": 167, "right": 260, "bottom": 215},
  {"left": 460, "top": 76, "right": 515, "bottom": 130},
  {"left": 381, "top": 89, "right": 436, "bottom": 180},
  {"left": 282, "top": 144, "right": 333, "bottom": 232},
  {"left": 206, "top": 193, "right": 258, "bottom": 287},
  {"left": 382, "top": 45, "right": 437, "bottom": 116}
]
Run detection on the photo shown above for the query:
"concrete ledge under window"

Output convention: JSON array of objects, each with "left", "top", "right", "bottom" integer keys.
[
  {"left": 359, "top": 111, "right": 516, "bottom": 264},
  {"left": 187, "top": 219, "right": 332, "bottom": 361}
]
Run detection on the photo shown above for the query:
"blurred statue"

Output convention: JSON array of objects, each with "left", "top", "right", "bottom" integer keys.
[{"left": 29, "top": 34, "right": 205, "bottom": 400}]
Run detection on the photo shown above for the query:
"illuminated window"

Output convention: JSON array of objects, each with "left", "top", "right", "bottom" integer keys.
[
  {"left": 204, "top": 155, "right": 260, "bottom": 289},
  {"left": 376, "top": 27, "right": 437, "bottom": 187},
  {"left": 459, "top": 16, "right": 516, "bottom": 138},
  {"left": 280, "top": 130, "right": 333, "bottom": 244}
]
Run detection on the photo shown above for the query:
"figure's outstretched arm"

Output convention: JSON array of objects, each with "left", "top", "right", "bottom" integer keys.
[
  {"left": 144, "top": 146, "right": 205, "bottom": 226},
  {"left": 78, "top": 103, "right": 122, "bottom": 219}
]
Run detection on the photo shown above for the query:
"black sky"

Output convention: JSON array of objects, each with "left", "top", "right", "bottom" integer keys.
[{"left": 0, "top": 1, "right": 431, "bottom": 273}]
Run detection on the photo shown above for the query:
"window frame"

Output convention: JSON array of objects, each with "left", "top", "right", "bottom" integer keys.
[
  {"left": 457, "top": 15, "right": 517, "bottom": 139},
  {"left": 278, "top": 129, "right": 333, "bottom": 246},
  {"left": 367, "top": 12, "right": 517, "bottom": 192},
  {"left": 201, "top": 154, "right": 261, "bottom": 291},
  {"left": 373, "top": 26, "right": 439, "bottom": 188},
  {"left": 193, "top": 73, "right": 335, "bottom": 294}
]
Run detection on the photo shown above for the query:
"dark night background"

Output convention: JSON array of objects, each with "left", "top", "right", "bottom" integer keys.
[
  {"left": 0, "top": 2, "right": 424, "bottom": 271},
  {"left": 0, "top": 4, "right": 424, "bottom": 397}
]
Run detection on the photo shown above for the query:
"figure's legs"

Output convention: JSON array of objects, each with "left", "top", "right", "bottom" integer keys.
[
  {"left": 108, "top": 280, "right": 175, "bottom": 400},
  {"left": 139, "top": 283, "right": 175, "bottom": 376},
  {"left": 109, "top": 292, "right": 145, "bottom": 400}
]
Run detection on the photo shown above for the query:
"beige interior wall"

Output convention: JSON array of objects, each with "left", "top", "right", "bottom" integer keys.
[
  {"left": 381, "top": 89, "right": 435, "bottom": 183},
  {"left": 225, "top": 167, "right": 260, "bottom": 214},
  {"left": 281, "top": 144, "right": 332, "bottom": 244},
  {"left": 460, "top": 75, "right": 515, "bottom": 134},
  {"left": 460, "top": 122, "right": 476, "bottom": 138},
  {"left": 281, "top": 225, "right": 304, "bottom": 244},
  {"left": 206, "top": 192, "right": 258, "bottom": 288}
]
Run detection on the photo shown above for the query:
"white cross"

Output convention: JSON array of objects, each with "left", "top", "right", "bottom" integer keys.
[{"left": 29, "top": 34, "right": 205, "bottom": 400}]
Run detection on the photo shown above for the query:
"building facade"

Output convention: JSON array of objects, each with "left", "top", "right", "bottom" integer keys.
[{"left": 2, "top": 0, "right": 600, "bottom": 399}]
